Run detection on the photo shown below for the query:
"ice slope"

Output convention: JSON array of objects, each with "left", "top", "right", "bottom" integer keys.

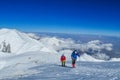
[{"left": 0, "top": 28, "right": 55, "bottom": 54}]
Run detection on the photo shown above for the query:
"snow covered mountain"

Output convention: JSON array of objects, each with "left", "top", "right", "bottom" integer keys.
[
  {"left": 0, "top": 28, "right": 55, "bottom": 54},
  {"left": 0, "top": 28, "right": 115, "bottom": 61},
  {"left": 0, "top": 28, "right": 120, "bottom": 80}
]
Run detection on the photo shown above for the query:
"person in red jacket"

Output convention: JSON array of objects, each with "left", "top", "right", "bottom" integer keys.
[{"left": 60, "top": 54, "right": 66, "bottom": 67}]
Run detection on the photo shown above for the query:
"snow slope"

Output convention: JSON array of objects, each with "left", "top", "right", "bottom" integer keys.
[
  {"left": 0, "top": 51, "right": 60, "bottom": 79},
  {"left": 1, "top": 55, "right": 120, "bottom": 80},
  {"left": 0, "top": 28, "right": 120, "bottom": 80},
  {"left": 0, "top": 28, "right": 55, "bottom": 54},
  {"left": 22, "top": 62, "right": 120, "bottom": 80},
  {"left": 0, "top": 51, "right": 120, "bottom": 80}
]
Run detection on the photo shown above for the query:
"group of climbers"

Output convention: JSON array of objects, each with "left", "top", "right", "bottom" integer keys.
[{"left": 60, "top": 50, "right": 83, "bottom": 68}]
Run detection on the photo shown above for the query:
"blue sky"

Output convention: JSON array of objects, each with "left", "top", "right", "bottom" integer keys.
[{"left": 0, "top": 0, "right": 120, "bottom": 36}]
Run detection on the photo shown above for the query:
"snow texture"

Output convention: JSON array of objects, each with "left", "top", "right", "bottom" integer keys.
[{"left": 0, "top": 28, "right": 119, "bottom": 80}]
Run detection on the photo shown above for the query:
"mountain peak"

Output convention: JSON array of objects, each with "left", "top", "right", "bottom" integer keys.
[
  {"left": 0, "top": 28, "right": 54, "bottom": 54},
  {"left": 0, "top": 28, "right": 17, "bottom": 31}
]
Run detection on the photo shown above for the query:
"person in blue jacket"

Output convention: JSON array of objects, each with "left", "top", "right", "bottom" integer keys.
[{"left": 71, "top": 50, "right": 80, "bottom": 68}]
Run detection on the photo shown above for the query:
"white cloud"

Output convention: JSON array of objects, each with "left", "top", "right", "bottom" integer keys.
[{"left": 38, "top": 36, "right": 113, "bottom": 61}]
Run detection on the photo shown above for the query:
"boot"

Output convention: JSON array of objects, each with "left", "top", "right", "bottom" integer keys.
[{"left": 72, "top": 64, "right": 76, "bottom": 68}]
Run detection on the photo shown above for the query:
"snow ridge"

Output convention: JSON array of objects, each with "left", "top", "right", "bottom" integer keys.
[{"left": 0, "top": 28, "right": 54, "bottom": 54}]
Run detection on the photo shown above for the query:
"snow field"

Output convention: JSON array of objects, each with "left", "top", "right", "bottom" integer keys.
[{"left": 0, "top": 28, "right": 120, "bottom": 80}]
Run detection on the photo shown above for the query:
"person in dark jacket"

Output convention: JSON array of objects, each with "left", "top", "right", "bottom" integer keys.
[
  {"left": 60, "top": 54, "right": 66, "bottom": 67},
  {"left": 71, "top": 50, "right": 80, "bottom": 68}
]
